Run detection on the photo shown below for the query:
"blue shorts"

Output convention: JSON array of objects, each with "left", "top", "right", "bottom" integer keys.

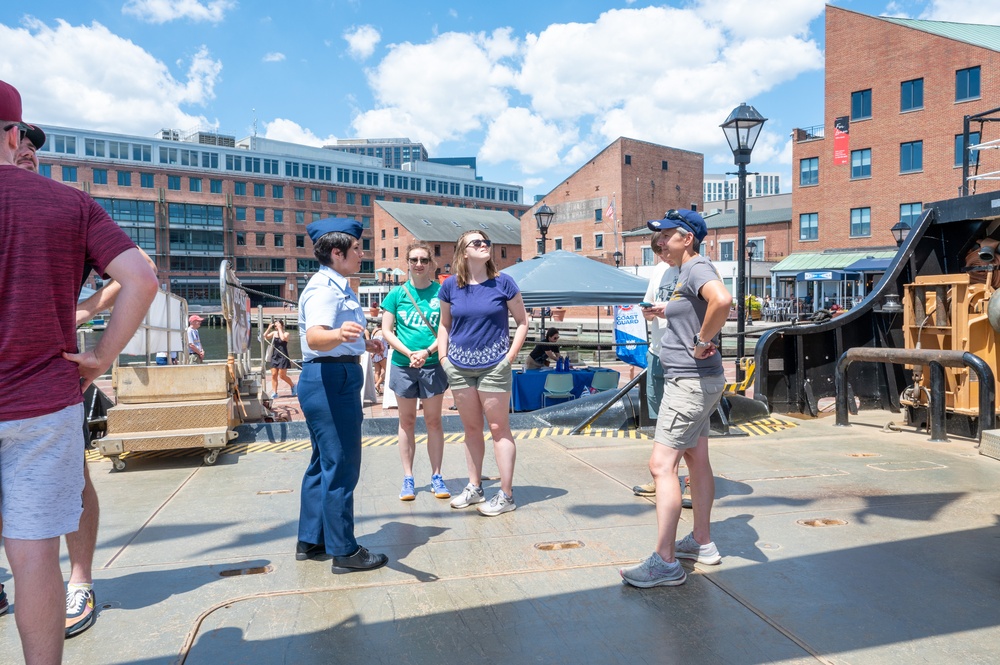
[{"left": 388, "top": 363, "right": 449, "bottom": 399}]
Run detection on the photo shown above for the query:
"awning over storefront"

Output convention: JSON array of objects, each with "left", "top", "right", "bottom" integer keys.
[
  {"left": 795, "top": 270, "right": 860, "bottom": 281},
  {"left": 843, "top": 257, "right": 892, "bottom": 273}
]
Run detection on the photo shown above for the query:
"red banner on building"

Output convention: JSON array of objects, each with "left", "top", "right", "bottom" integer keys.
[{"left": 833, "top": 116, "right": 850, "bottom": 165}]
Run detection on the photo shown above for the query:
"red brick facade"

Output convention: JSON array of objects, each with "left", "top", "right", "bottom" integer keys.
[
  {"left": 524, "top": 137, "right": 704, "bottom": 269},
  {"left": 792, "top": 7, "right": 1000, "bottom": 254}
]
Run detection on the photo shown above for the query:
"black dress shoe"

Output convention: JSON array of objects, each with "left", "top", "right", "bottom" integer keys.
[
  {"left": 295, "top": 541, "right": 326, "bottom": 561},
  {"left": 331, "top": 546, "right": 389, "bottom": 571}
]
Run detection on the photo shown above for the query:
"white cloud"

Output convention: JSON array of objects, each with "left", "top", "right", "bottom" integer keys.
[
  {"left": 919, "top": 0, "right": 1000, "bottom": 23},
  {"left": 122, "top": 0, "right": 236, "bottom": 24},
  {"left": 263, "top": 118, "right": 338, "bottom": 146},
  {"left": 351, "top": 30, "right": 517, "bottom": 151},
  {"left": 0, "top": 18, "right": 221, "bottom": 133},
  {"left": 262, "top": 51, "right": 285, "bottom": 62},
  {"left": 479, "top": 107, "right": 576, "bottom": 173},
  {"left": 343, "top": 25, "right": 381, "bottom": 60}
]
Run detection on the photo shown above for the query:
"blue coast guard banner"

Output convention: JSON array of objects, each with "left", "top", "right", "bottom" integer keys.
[{"left": 614, "top": 305, "right": 647, "bottom": 368}]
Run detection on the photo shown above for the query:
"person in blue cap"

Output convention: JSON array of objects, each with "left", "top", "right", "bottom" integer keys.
[
  {"left": 294, "top": 217, "right": 389, "bottom": 572},
  {"left": 620, "top": 209, "right": 730, "bottom": 588}
]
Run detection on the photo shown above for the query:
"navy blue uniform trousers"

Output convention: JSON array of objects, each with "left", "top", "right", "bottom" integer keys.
[{"left": 297, "top": 361, "right": 364, "bottom": 556}]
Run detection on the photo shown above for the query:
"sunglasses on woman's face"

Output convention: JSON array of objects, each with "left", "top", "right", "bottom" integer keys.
[
  {"left": 467, "top": 239, "right": 492, "bottom": 249},
  {"left": 408, "top": 257, "right": 431, "bottom": 265}
]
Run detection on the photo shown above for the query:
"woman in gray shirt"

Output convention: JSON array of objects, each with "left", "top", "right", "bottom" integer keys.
[{"left": 620, "top": 209, "right": 731, "bottom": 588}]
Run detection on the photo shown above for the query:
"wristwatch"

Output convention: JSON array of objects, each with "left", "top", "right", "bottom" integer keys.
[{"left": 693, "top": 333, "right": 712, "bottom": 348}]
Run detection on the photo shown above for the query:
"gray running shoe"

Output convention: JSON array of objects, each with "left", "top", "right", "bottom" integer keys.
[
  {"left": 450, "top": 483, "right": 485, "bottom": 509},
  {"left": 619, "top": 552, "right": 686, "bottom": 588},
  {"left": 477, "top": 490, "right": 516, "bottom": 516},
  {"left": 674, "top": 533, "right": 722, "bottom": 565}
]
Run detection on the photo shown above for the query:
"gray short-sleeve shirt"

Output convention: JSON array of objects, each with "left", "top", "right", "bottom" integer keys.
[{"left": 658, "top": 255, "right": 726, "bottom": 379}]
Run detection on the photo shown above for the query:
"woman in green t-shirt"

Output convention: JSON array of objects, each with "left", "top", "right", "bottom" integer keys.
[{"left": 380, "top": 241, "right": 451, "bottom": 502}]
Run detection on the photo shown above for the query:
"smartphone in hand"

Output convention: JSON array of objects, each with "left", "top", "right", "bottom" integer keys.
[{"left": 639, "top": 301, "right": 653, "bottom": 309}]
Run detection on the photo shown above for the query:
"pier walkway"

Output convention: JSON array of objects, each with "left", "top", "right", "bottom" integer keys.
[{"left": 2, "top": 410, "right": 999, "bottom": 664}]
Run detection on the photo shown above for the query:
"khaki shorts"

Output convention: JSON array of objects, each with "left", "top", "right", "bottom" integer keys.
[
  {"left": 441, "top": 356, "right": 512, "bottom": 393},
  {"left": 654, "top": 376, "right": 725, "bottom": 449},
  {"left": 0, "top": 403, "right": 85, "bottom": 540}
]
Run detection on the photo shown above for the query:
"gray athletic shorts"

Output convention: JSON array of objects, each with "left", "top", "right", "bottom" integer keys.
[
  {"left": 441, "top": 357, "right": 512, "bottom": 393},
  {"left": 389, "top": 363, "right": 449, "bottom": 399},
  {"left": 0, "top": 403, "right": 85, "bottom": 540},
  {"left": 654, "top": 376, "right": 726, "bottom": 449}
]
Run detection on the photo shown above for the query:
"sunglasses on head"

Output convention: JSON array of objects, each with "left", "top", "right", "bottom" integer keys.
[
  {"left": 467, "top": 238, "right": 492, "bottom": 249},
  {"left": 663, "top": 209, "right": 698, "bottom": 236},
  {"left": 408, "top": 256, "right": 431, "bottom": 265}
]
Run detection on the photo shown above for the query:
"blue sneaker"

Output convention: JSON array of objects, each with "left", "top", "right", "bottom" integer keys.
[
  {"left": 399, "top": 476, "right": 416, "bottom": 501},
  {"left": 291, "top": 385, "right": 297, "bottom": 397},
  {"left": 430, "top": 474, "right": 450, "bottom": 499}
]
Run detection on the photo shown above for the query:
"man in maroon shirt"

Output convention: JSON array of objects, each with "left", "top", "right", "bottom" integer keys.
[{"left": 0, "top": 80, "right": 158, "bottom": 665}]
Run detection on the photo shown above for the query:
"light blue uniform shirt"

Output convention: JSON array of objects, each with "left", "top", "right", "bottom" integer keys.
[{"left": 298, "top": 265, "right": 367, "bottom": 361}]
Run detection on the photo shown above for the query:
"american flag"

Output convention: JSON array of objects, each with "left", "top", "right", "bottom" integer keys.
[{"left": 605, "top": 200, "right": 616, "bottom": 221}]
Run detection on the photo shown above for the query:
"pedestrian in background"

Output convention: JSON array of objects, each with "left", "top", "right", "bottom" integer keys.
[{"left": 187, "top": 314, "right": 205, "bottom": 363}]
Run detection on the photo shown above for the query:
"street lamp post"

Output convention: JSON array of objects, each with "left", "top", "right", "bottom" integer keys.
[
  {"left": 745, "top": 240, "right": 756, "bottom": 327},
  {"left": 612, "top": 250, "right": 623, "bottom": 268},
  {"left": 722, "top": 102, "right": 767, "bottom": 391},
  {"left": 534, "top": 203, "right": 555, "bottom": 331}
]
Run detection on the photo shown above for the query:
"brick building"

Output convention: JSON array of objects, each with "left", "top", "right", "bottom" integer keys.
[
  {"left": 33, "top": 125, "right": 528, "bottom": 307},
  {"left": 524, "top": 137, "right": 704, "bottom": 269},
  {"left": 791, "top": 7, "right": 1000, "bottom": 255}
]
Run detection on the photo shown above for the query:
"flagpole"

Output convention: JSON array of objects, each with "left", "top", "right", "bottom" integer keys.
[{"left": 611, "top": 193, "right": 619, "bottom": 267}]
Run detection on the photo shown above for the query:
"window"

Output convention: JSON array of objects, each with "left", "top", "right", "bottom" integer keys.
[
  {"left": 346, "top": 192, "right": 356, "bottom": 205},
  {"left": 295, "top": 211, "right": 304, "bottom": 224},
  {"left": 296, "top": 234, "right": 305, "bottom": 248},
  {"left": 554, "top": 238, "right": 563, "bottom": 250},
  {"left": 327, "top": 190, "right": 337, "bottom": 204},
  {"left": 661, "top": 160, "right": 669, "bottom": 171},
  {"left": 799, "top": 213, "right": 818, "bottom": 241},
  {"left": 900, "top": 141, "right": 923, "bottom": 173},
  {"left": 393, "top": 227, "right": 399, "bottom": 238},
  {"left": 624, "top": 155, "right": 631, "bottom": 165},
  {"left": 900, "top": 203, "right": 922, "bottom": 228},
  {"left": 189, "top": 177, "right": 202, "bottom": 193},
  {"left": 167, "top": 175, "right": 181, "bottom": 190},
  {"left": 117, "top": 171, "right": 131, "bottom": 186},
  {"left": 362, "top": 238, "right": 371, "bottom": 250},
  {"left": 294, "top": 187, "right": 305, "bottom": 200},
  {"left": 311, "top": 188, "right": 321, "bottom": 202},
  {"left": 573, "top": 236, "right": 582, "bottom": 251},
  {"left": 253, "top": 183, "right": 265, "bottom": 197},
  {"left": 312, "top": 212, "right": 321, "bottom": 222},
  {"left": 901, "top": 78, "right": 923, "bottom": 111},
  {"left": 210, "top": 179, "right": 222, "bottom": 194},
  {"left": 799, "top": 157, "right": 819, "bottom": 186},
  {"left": 851, "top": 89, "right": 872, "bottom": 120},
  {"left": 361, "top": 194, "right": 371, "bottom": 206},
  {"left": 236, "top": 232, "right": 246, "bottom": 246},
  {"left": 955, "top": 132, "right": 981, "bottom": 166},
  {"left": 256, "top": 233, "right": 266, "bottom": 246},
  {"left": 254, "top": 208, "right": 265, "bottom": 222},
  {"left": 719, "top": 240, "right": 734, "bottom": 261},
  {"left": 62, "top": 166, "right": 77, "bottom": 182},
  {"left": 272, "top": 185, "right": 284, "bottom": 199},
  {"left": 38, "top": 164, "right": 51, "bottom": 178},
  {"left": 956, "top": 66, "right": 981, "bottom": 101},
  {"left": 274, "top": 210, "right": 284, "bottom": 224},
  {"left": 851, "top": 149, "right": 871, "bottom": 179},
  {"left": 140, "top": 173, "right": 154, "bottom": 188},
  {"left": 381, "top": 229, "right": 385, "bottom": 239},
  {"left": 393, "top": 247, "right": 399, "bottom": 258},
  {"left": 234, "top": 182, "right": 246, "bottom": 196},
  {"left": 92, "top": 169, "right": 108, "bottom": 185},
  {"left": 274, "top": 234, "right": 284, "bottom": 247},
  {"left": 595, "top": 233, "right": 604, "bottom": 249},
  {"left": 434, "top": 244, "right": 441, "bottom": 256},
  {"left": 595, "top": 208, "right": 602, "bottom": 222},
  {"left": 850, "top": 207, "right": 871, "bottom": 237},
  {"left": 235, "top": 207, "right": 246, "bottom": 221},
  {"left": 381, "top": 248, "right": 386, "bottom": 259}
]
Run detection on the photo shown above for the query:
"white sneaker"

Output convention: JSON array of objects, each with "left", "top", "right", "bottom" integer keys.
[
  {"left": 620, "top": 552, "right": 686, "bottom": 588},
  {"left": 477, "top": 490, "right": 516, "bottom": 516},
  {"left": 450, "top": 483, "right": 485, "bottom": 509}
]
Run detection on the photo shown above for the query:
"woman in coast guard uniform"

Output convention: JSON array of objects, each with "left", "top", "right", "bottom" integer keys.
[{"left": 294, "top": 218, "right": 388, "bottom": 572}]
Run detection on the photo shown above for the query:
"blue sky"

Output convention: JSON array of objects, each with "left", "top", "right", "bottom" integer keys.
[{"left": 3, "top": 0, "right": 999, "bottom": 201}]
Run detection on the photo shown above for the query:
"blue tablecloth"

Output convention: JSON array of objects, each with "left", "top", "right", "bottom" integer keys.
[{"left": 510, "top": 368, "right": 620, "bottom": 412}]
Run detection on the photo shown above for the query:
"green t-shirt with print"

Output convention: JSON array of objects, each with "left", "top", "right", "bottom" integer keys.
[{"left": 380, "top": 281, "right": 442, "bottom": 366}]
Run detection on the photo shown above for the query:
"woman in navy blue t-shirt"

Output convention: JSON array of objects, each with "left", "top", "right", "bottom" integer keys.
[{"left": 437, "top": 230, "right": 528, "bottom": 516}]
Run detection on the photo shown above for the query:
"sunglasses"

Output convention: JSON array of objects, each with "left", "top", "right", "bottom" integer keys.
[
  {"left": 3, "top": 122, "right": 28, "bottom": 142},
  {"left": 408, "top": 257, "right": 431, "bottom": 265},
  {"left": 663, "top": 209, "right": 698, "bottom": 236},
  {"left": 467, "top": 239, "right": 492, "bottom": 249}
]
